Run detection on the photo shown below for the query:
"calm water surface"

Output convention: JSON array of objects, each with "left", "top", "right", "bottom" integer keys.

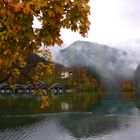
[{"left": 0, "top": 92, "right": 140, "bottom": 140}]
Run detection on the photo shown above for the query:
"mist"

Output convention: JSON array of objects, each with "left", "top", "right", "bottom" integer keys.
[{"left": 52, "top": 41, "right": 140, "bottom": 88}]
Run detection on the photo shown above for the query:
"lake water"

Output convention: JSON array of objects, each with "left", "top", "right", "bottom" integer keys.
[{"left": 0, "top": 92, "right": 140, "bottom": 140}]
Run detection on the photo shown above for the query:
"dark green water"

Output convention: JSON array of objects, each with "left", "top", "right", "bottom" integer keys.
[{"left": 0, "top": 91, "right": 140, "bottom": 140}]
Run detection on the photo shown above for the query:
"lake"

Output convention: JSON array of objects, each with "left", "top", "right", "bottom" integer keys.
[{"left": 0, "top": 91, "right": 140, "bottom": 140}]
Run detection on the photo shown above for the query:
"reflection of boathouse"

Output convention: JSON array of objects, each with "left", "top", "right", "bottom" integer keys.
[{"left": 50, "top": 83, "right": 65, "bottom": 95}]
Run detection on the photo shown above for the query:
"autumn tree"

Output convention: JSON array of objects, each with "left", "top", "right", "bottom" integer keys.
[
  {"left": 0, "top": 0, "right": 90, "bottom": 83},
  {"left": 57, "top": 67, "right": 99, "bottom": 92},
  {"left": 0, "top": 0, "right": 90, "bottom": 108}
]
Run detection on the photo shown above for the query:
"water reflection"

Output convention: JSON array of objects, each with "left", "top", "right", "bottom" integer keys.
[
  {"left": 133, "top": 94, "right": 140, "bottom": 109},
  {"left": 0, "top": 116, "right": 45, "bottom": 140},
  {"left": 0, "top": 91, "right": 140, "bottom": 140},
  {"left": 1, "top": 112, "right": 140, "bottom": 140},
  {"left": 48, "top": 91, "right": 106, "bottom": 113},
  {"left": 58, "top": 113, "right": 121, "bottom": 139},
  {"left": 47, "top": 91, "right": 140, "bottom": 115},
  {"left": 119, "top": 91, "right": 135, "bottom": 102},
  {"left": 0, "top": 115, "right": 42, "bottom": 130}
]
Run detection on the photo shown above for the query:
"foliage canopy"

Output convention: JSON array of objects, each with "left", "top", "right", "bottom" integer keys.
[{"left": 0, "top": 0, "right": 90, "bottom": 84}]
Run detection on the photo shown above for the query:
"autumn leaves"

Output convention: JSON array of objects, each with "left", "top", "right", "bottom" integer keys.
[{"left": 0, "top": 0, "right": 90, "bottom": 108}]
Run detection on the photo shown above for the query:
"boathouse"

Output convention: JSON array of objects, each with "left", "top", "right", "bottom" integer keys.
[
  {"left": 50, "top": 83, "right": 65, "bottom": 95},
  {"left": 0, "top": 85, "right": 13, "bottom": 94}
]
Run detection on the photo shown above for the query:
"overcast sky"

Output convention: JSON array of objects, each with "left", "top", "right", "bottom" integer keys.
[
  {"left": 60, "top": 0, "right": 140, "bottom": 48},
  {"left": 33, "top": 0, "right": 140, "bottom": 51}
]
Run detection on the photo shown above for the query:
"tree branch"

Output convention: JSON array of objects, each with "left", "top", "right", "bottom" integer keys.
[
  {"left": 0, "top": 73, "right": 12, "bottom": 84},
  {"left": 20, "top": 72, "right": 34, "bottom": 84},
  {"left": 0, "top": 63, "right": 44, "bottom": 84}
]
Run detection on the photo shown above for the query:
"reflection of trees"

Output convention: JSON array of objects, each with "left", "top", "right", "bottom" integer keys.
[
  {"left": 91, "top": 93, "right": 137, "bottom": 115},
  {"left": 119, "top": 91, "right": 135, "bottom": 102},
  {"left": 134, "top": 94, "right": 140, "bottom": 109},
  {"left": 59, "top": 113, "right": 120, "bottom": 139},
  {"left": 119, "top": 91, "right": 140, "bottom": 111},
  {"left": 48, "top": 92, "right": 106, "bottom": 113},
  {"left": 48, "top": 92, "right": 138, "bottom": 114},
  {"left": 0, "top": 96, "right": 40, "bottom": 115}
]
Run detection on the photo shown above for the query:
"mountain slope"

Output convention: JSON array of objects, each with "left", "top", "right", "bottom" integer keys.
[{"left": 55, "top": 41, "right": 137, "bottom": 88}]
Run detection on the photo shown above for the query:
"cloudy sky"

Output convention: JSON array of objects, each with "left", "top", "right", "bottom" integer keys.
[
  {"left": 60, "top": 0, "right": 140, "bottom": 49},
  {"left": 33, "top": 0, "right": 140, "bottom": 51}
]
